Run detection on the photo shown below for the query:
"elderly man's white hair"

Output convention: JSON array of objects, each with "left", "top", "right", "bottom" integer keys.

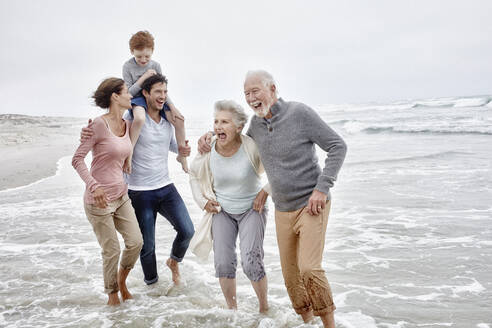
[
  {"left": 245, "top": 70, "right": 279, "bottom": 95},
  {"left": 214, "top": 100, "right": 249, "bottom": 130}
]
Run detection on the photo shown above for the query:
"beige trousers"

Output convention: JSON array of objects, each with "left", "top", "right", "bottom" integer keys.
[
  {"left": 275, "top": 200, "right": 336, "bottom": 316},
  {"left": 84, "top": 194, "right": 143, "bottom": 294}
]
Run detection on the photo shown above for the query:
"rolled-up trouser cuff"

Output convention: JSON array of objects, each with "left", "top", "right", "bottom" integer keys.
[
  {"left": 144, "top": 275, "right": 159, "bottom": 285},
  {"left": 105, "top": 285, "right": 119, "bottom": 294},
  {"left": 170, "top": 254, "right": 183, "bottom": 263},
  {"left": 216, "top": 272, "right": 236, "bottom": 279},
  {"left": 294, "top": 304, "right": 313, "bottom": 315},
  {"left": 249, "top": 271, "right": 266, "bottom": 283},
  {"left": 313, "top": 304, "right": 336, "bottom": 316},
  {"left": 303, "top": 270, "right": 336, "bottom": 317}
]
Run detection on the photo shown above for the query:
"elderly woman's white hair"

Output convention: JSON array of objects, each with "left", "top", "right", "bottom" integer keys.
[
  {"left": 214, "top": 100, "right": 249, "bottom": 131},
  {"left": 245, "top": 70, "right": 279, "bottom": 96}
]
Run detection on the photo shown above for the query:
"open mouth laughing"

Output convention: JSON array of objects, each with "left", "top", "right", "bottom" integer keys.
[
  {"left": 250, "top": 101, "right": 269, "bottom": 117},
  {"left": 251, "top": 101, "right": 262, "bottom": 110},
  {"left": 156, "top": 99, "right": 165, "bottom": 108}
]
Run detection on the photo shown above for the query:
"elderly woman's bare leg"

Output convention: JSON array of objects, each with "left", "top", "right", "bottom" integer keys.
[
  {"left": 219, "top": 278, "right": 237, "bottom": 310},
  {"left": 251, "top": 276, "right": 269, "bottom": 313}
]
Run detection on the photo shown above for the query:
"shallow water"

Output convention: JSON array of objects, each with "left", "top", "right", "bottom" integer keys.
[{"left": 1, "top": 96, "right": 491, "bottom": 327}]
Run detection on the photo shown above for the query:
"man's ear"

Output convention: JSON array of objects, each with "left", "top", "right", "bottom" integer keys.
[
  {"left": 142, "top": 89, "right": 149, "bottom": 98},
  {"left": 270, "top": 84, "right": 276, "bottom": 94}
]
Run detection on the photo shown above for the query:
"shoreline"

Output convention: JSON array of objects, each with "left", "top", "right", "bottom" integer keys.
[
  {"left": 0, "top": 114, "right": 87, "bottom": 191},
  {"left": 0, "top": 143, "right": 77, "bottom": 191}
]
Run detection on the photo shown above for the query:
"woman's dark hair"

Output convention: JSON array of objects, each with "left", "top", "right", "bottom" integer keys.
[
  {"left": 141, "top": 74, "right": 168, "bottom": 93},
  {"left": 92, "top": 78, "right": 125, "bottom": 109}
]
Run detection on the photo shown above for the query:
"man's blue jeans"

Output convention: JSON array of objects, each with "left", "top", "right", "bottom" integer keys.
[{"left": 128, "top": 184, "right": 194, "bottom": 285}]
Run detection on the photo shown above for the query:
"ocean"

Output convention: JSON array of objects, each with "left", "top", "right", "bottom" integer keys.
[{"left": 1, "top": 95, "right": 491, "bottom": 327}]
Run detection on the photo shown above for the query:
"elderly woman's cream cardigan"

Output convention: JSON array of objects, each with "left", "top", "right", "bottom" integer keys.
[{"left": 188, "top": 134, "right": 271, "bottom": 260}]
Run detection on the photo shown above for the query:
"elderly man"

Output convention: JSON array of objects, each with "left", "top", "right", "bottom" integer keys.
[{"left": 199, "top": 70, "right": 346, "bottom": 327}]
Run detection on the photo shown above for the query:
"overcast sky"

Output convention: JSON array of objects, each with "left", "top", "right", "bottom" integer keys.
[{"left": 0, "top": 0, "right": 491, "bottom": 118}]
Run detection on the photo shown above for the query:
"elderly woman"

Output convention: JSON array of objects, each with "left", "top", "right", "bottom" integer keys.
[
  {"left": 72, "top": 78, "right": 143, "bottom": 306},
  {"left": 189, "top": 100, "right": 271, "bottom": 313}
]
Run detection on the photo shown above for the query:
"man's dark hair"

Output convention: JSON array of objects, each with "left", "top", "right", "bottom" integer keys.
[{"left": 141, "top": 74, "right": 168, "bottom": 93}]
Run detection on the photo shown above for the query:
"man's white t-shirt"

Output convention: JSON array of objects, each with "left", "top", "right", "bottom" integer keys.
[{"left": 123, "top": 110, "right": 178, "bottom": 191}]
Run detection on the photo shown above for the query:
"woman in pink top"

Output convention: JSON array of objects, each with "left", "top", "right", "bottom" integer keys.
[{"left": 72, "top": 77, "right": 143, "bottom": 306}]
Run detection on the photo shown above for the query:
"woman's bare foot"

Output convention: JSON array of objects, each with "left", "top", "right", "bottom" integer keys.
[
  {"left": 176, "top": 155, "right": 189, "bottom": 173},
  {"left": 117, "top": 267, "right": 133, "bottom": 301},
  {"left": 166, "top": 258, "right": 181, "bottom": 285},
  {"left": 107, "top": 291, "right": 120, "bottom": 306}
]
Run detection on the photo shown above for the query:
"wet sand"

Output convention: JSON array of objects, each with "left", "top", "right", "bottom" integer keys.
[{"left": 0, "top": 114, "right": 88, "bottom": 190}]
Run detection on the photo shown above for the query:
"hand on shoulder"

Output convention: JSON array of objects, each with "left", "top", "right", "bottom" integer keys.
[{"left": 80, "top": 118, "right": 95, "bottom": 141}]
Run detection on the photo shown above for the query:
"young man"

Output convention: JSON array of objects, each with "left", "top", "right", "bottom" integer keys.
[{"left": 199, "top": 70, "right": 347, "bottom": 328}]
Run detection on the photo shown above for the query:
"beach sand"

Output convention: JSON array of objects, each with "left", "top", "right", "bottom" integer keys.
[{"left": 0, "top": 114, "right": 88, "bottom": 190}]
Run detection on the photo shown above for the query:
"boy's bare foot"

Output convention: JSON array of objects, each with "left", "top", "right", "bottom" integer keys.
[
  {"left": 107, "top": 291, "right": 120, "bottom": 306},
  {"left": 117, "top": 267, "right": 133, "bottom": 301},
  {"left": 176, "top": 155, "right": 189, "bottom": 173},
  {"left": 166, "top": 258, "right": 181, "bottom": 285}
]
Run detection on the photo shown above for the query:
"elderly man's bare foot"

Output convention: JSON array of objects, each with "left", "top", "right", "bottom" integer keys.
[
  {"left": 320, "top": 312, "right": 335, "bottom": 328},
  {"left": 301, "top": 310, "right": 314, "bottom": 323},
  {"left": 118, "top": 267, "right": 133, "bottom": 301},
  {"left": 166, "top": 258, "right": 181, "bottom": 284},
  {"left": 107, "top": 292, "right": 120, "bottom": 306}
]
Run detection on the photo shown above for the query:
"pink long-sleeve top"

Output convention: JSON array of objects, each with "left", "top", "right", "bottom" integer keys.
[{"left": 72, "top": 116, "right": 132, "bottom": 204}]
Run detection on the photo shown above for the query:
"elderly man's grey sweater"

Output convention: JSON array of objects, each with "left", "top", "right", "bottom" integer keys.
[{"left": 247, "top": 98, "right": 347, "bottom": 212}]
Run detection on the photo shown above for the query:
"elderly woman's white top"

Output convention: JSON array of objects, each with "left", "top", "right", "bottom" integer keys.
[
  {"left": 188, "top": 134, "right": 271, "bottom": 259},
  {"left": 210, "top": 144, "right": 264, "bottom": 214}
]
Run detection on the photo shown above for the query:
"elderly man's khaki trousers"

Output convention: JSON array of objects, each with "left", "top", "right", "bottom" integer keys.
[{"left": 275, "top": 200, "right": 336, "bottom": 316}]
